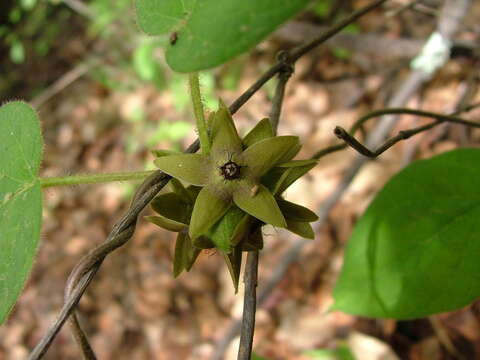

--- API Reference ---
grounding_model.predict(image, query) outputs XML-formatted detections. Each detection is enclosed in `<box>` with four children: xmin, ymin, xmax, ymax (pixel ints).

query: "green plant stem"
<box><xmin>189</xmin><ymin>72</ymin><xmax>211</xmax><ymax>155</ymax></box>
<box><xmin>39</xmin><ymin>170</ymin><xmax>156</xmax><ymax>188</ymax></box>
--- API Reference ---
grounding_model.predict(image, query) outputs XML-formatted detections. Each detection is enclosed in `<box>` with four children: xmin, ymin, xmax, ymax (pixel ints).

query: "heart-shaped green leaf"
<box><xmin>0</xmin><ymin>101</ymin><xmax>43</xmax><ymax>324</ymax></box>
<box><xmin>333</xmin><ymin>148</ymin><xmax>480</xmax><ymax>319</ymax></box>
<box><xmin>135</xmin><ymin>0</ymin><xmax>309</xmax><ymax>72</ymax></box>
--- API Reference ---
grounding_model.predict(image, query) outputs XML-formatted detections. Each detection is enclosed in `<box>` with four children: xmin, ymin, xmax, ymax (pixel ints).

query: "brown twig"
<box><xmin>228</xmin><ymin>0</ymin><xmax>388</xmax><ymax>114</ymax></box>
<box><xmin>334</xmin><ymin>107</ymin><xmax>480</xmax><ymax>158</ymax></box>
<box><xmin>237</xmin><ymin>252</ymin><xmax>259</xmax><ymax>360</ymax></box>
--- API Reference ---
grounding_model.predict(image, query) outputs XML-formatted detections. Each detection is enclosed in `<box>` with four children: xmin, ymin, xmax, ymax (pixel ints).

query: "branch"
<box><xmin>237</xmin><ymin>251</ymin><xmax>259</xmax><ymax>360</ymax></box>
<box><xmin>334</xmin><ymin>108</ymin><xmax>480</xmax><ymax>158</ymax></box>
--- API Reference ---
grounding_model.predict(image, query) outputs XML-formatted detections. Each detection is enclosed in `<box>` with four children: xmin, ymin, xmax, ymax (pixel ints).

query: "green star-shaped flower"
<box><xmin>154</xmin><ymin>101</ymin><xmax>301</xmax><ymax>242</ymax></box>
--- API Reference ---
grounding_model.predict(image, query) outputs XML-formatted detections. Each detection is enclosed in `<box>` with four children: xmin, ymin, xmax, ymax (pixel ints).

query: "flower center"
<box><xmin>220</xmin><ymin>160</ymin><xmax>241</xmax><ymax>180</ymax></box>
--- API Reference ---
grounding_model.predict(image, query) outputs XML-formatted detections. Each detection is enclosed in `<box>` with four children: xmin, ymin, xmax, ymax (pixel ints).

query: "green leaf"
<box><xmin>189</xmin><ymin>185</ymin><xmax>231</xmax><ymax>240</ymax></box>
<box><xmin>133</xmin><ymin>40</ymin><xmax>163</xmax><ymax>86</ymax></box>
<box><xmin>278</xmin><ymin>198</ymin><xmax>318</xmax><ymax>222</ymax></box>
<box><xmin>135</xmin><ymin>0</ymin><xmax>196</xmax><ymax>35</ymax></box>
<box><xmin>333</xmin><ymin>148</ymin><xmax>480</xmax><ymax>319</ymax></box>
<box><xmin>233</xmin><ymin>183</ymin><xmax>286</xmax><ymax>228</ymax></box>
<box><xmin>151</xmin><ymin>192</ymin><xmax>191</xmax><ymax>224</ymax></box>
<box><xmin>243</xmin><ymin>118</ymin><xmax>274</xmax><ymax>147</ymax></box>
<box><xmin>0</xmin><ymin>102</ymin><xmax>43</xmax><ymax>324</ymax></box>
<box><xmin>304</xmin><ymin>344</ymin><xmax>355</xmax><ymax>360</ymax></box>
<box><xmin>154</xmin><ymin>153</ymin><xmax>210</xmax><ymax>185</ymax></box>
<box><xmin>135</xmin><ymin>0</ymin><xmax>309</xmax><ymax>72</ymax></box>
<box><xmin>240</xmin><ymin>136</ymin><xmax>299</xmax><ymax>178</ymax></box>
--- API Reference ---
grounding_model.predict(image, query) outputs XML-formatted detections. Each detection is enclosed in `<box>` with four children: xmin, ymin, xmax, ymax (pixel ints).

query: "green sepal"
<box><xmin>154</xmin><ymin>153</ymin><xmax>210</xmax><ymax>186</ymax></box>
<box><xmin>192</xmin><ymin>236</ymin><xmax>215</xmax><ymax>249</ymax></box>
<box><xmin>173</xmin><ymin>231</ymin><xmax>201</xmax><ymax>277</ymax></box>
<box><xmin>239</xmin><ymin>136</ymin><xmax>299</xmax><ymax>178</ymax></box>
<box><xmin>278</xmin><ymin>142</ymin><xmax>301</xmax><ymax>163</ymax></box>
<box><xmin>151</xmin><ymin>192</ymin><xmax>191</xmax><ymax>224</ymax></box>
<box><xmin>231</xmin><ymin>214</ymin><xmax>255</xmax><ymax>246</ymax></box>
<box><xmin>189</xmin><ymin>185</ymin><xmax>231</xmax><ymax>240</ymax></box>
<box><xmin>286</xmin><ymin>220</ymin><xmax>315</xmax><ymax>239</ymax></box>
<box><xmin>242</xmin><ymin>118</ymin><xmax>274</xmax><ymax>147</ymax></box>
<box><xmin>210</xmin><ymin>100</ymin><xmax>243</xmax><ymax>160</ymax></box>
<box><xmin>223</xmin><ymin>246</ymin><xmax>243</xmax><ymax>293</ymax></box>
<box><xmin>169</xmin><ymin>178</ymin><xmax>194</xmax><ymax>203</ymax></box>
<box><xmin>151</xmin><ymin>149</ymin><xmax>181</xmax><ymax>158</ymax></box>
<box><xmin>278</xmin><ymin>198</ymin><xmax>318</xmax><ymax>222</ymax></box>
<box><xmin>242</xmin><ymin>227</ymin><xmax>264</xmax><ymax>251</ymax></box>
<box><xmin>207</xmin><ymin>206</ymin><xmax>246</xmax><ymax>252</ymax></box>
<box><xmin>277</xmin><ymin>159</ymin><xmax>318</xmax><ymax>168</ymax></box>
<box><xmin>145</xmin><ymin>215</ymin><xmax>187</xmax><ymax>232</ymax></box>
<box><xmin>233</xmin><ymin>182</ymin><xmax>286</xmax><ymax>228</ymax></box>
<box><xmin>273</xmin><ymin>161</ymin><xmax>317</xmax><ymax>195</ymax></box>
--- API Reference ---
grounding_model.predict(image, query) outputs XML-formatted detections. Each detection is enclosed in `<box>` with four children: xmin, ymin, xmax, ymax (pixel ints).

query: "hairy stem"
<box><xmin>189</xmin><ymin>72</ymin><xmax>210</xmax><ymax>155</ymax></box>
<box><xmin>39</xmin><ymin>170</ymin><xmax>156</xmax><ymax>188</ymax></box>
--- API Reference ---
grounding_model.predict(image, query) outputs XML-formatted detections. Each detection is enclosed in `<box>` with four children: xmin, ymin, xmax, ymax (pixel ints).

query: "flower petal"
<box><xmin>145</xmin><ymin>215</ymin><xmax>187</xmax><ymax>232</ymax></box>
<box><xmin>210</xmin><ymin>100</ymin><xmax>243</xmax><ymax>161</ymax></box>
<box><xmin>154</xmin><ymin>153</ymin><xmax>210</xmax><ymax>185</ymax></box>
<box><xmin>233</xmin><ymin>183</ymin><xmax>286</xmax><ymax>228</ymax></box>
<box><xmin>286</xmin><ymin>220</ymin><xmax>315</xmax><ymax>239</ymax></box>
<box><xmin>239</xmin><ymin>136</ymin><xmax>299</xmax><ymax>178</ymax></box>
<box><xmin>242</xmin><ymin>118</ymin><xmax>274</xmax><ymax>147</ymax></box>
<box><xmin>278</xmin><ymin>198</ymin><xmax>318</xmax><ymax>222</ymax></box>
<box><xmin>189</xmin><ymin>185</ymin><xmax>232</xmax><ymax>240</ymax></box>
<box><xmin>151</xmin><ymin>192</ymin><xmax>191</xmax><ymax>224</ymax></box>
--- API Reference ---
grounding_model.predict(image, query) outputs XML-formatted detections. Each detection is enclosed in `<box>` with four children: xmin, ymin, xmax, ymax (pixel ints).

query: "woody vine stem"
<box><xmin>38</xmin><ymin>0</ymin><xmax>480</xmax><ymax>358</ymax></box>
